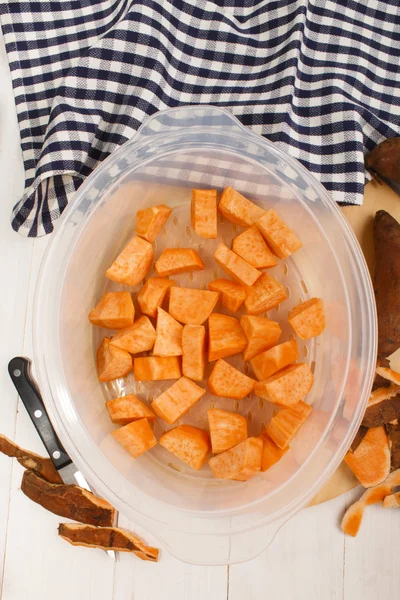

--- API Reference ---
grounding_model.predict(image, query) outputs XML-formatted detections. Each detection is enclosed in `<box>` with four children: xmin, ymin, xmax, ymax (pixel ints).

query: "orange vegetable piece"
<box><xmin>232</xmin><ymin>225</ymin><xmax>277</xmax><ymax>269</ymax></box>
<box><xmin>182</xmin><ymin>324</ymin><xmax>206</xmax><ymax>381</ymax></box>
<box><xmin>256</xmin><ymin>209</ymin><xmax>302</xmax><ymax>259</ymax></box>
<box><xmin>151</xmin><ymin>377</ymin><xmax>206</xmax><ymax>424</ymax></box>
<box><xmin>214</xmin><ymin>243</ymin><xmax>261</xmax><ymax>286</ymax></box>
<box><xmin>218</xmin><ymin>186</ymin><xmax>265</xmax><ymax>227</ymax></box>
<box><xmin>344</xmin><ymin>426</ymin><xmax>390</xmax><ymax>488</ymax></box>
<box><xmin>137</xmin><ymin>277</ymin><xmax>175</xmax><ymax>318</ymax></box>
<box><xmin>106</xmin><ymin>395</ymin><xmax>156</xmax><ymax>425</ymax></box>
<box><xmin>208</xmin><ymin>408</ymin><xmax>247</xmax><ymax>454</ymax></box>
<box><xmin>288</xmin><ymin>298</ymin><xmax>325</xmax><ymax>340</ymax></box>
<box><xmin>169</xmin><ymin>287</ymin><xmax>219</xmax><ymax>325</ymax></box>
<box><xmin>153</xmin><ymin>308</ymin><xmax>183</xmax><ymax>357</ymax></box>
<box><xmin>382</xmin><ymin>492</ymin><xmax>400</xmax><ymax>508</ymax></box>
<box><xmin>259</xmin><ymin>432</ymin><xmax>289</xmax><ymax>471</ymax></box>
<box><xmin>244</xmin><ymin>272</ymin><xmax>287</xmax><ymax>315</ymax></box>
<box><xmin>159</xmin><ymin>425</ymin><xmax>211</xmax><ymax>470</ymax></box>
<box><xmin>240</xmin><ymin>315</ymin><xmax>281</xmax><ymax>361</ymax></box>
<box><xmin>208</xmin><ymin>360</ymin><xmax>255</xmax><ymax>399</ymax></box>
<box><xmin>208</xmin><ymin>313</ymin><xmax>248</xmax><ymax>361</ymax></box>
<box><xmin>191</xmin><ymin>189</ymin><xmax>217</xmax><ymax>239</ymax></box>
<box><xmin>106</xmin><ymin>235</ymin><xmax>153</xmax><ymax>287</ymax></box>
<box><xmin>133</xmin><ymin>356</ymin><xmax>181</xmax><ymax>381</ymax></box>
<box><xmin>89</xmin><ymin>292</ymin><xmax>134</xmax><ymax>329</ymax></box>
<box><xmin>208</xmin><ymin>279</ymin><xmax>246</xmax><ymax>313</ymax></box>
<box><xmin>155</xmin><ymin>248</ymin><xmax>204</xmax><ymax>277</ymax></box>
<box><xmin>110</xmin><ymin>316</ymin><xmax>156</xmax><ymax>354</ymax></box>
<box><xmin>136</xmin><ymin>204</ymin><xmax>172</xmax><ymax>242</ymax></box>
<box><xmin>97</xmin><ymin>338</ymin><xmax>132</xmax><ymax>382</ymax></box>
<box><xmin>266</xmin><ymin>400</ymin><xmax>312</xmax><ymax>449</ymax></box>
<box><xmin>112</xmin><ymin>419</ymin><xmax>157</xmax><ymax>458</ymax></box>
<box><xmin>209</xmin><ymin>437</ymin><xmax>263</xmax><ymax>481</ymax></box>
<box><xmin>250</xmin><ymin>339</ymin><xmax>299</xmax><ymax>380</ymax></box>
<box><xmin>255</xmin><ymin>363</ymin><xmax>314</xmax><ymax>406</ymax></box>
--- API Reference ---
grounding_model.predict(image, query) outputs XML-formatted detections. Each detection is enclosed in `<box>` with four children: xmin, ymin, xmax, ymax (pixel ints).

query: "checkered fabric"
<box><xmin>1</xmin><ymin>0</ymin><xmax>400</xmax><ymax>236</ymax></box>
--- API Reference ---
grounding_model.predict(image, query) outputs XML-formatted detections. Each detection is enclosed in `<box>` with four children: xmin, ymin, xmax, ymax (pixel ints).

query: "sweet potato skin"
<box><xmin>0</xmin><ymin>434</ymin><xmax>62</xmax><ymax>484</ymax></box>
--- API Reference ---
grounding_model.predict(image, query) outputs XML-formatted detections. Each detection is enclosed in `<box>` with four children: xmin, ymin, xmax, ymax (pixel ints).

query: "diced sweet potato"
<box><xmin>256</xmin><ymin>209</ymin><xmax>302</xmax><ymax>259</ymax></box>
<box><xmin>159</xmin><ymin>425</ymin><xmax>211</xmax><ymax>470</ymax></box>
<box><xmin>112</xmin><ymin>419</ymin><xmax>157</xmax><ymax>458</ymax></box>
<box><xmin>208</xmin><ymin>279</ymin><xmax>246</xmax><ymax>313</ymax></box>
<box><xmin>344</xmin><ymin>426</ymin><xmax>390</xmax><ymax>487</ymax></box>
<box><xmin>191</xmin><ymin>189</ymin><xmax>217</xmax><ymax>239</ymax></box>
<box><xmin>266</xmin><ymin>400</ymin><xmax>312</xmax><ymax>449</ymax></box>
<box><xmin>151</xmin><ymin>377</ymin><xmax>206</xmax><ymax>424</ymax></box>
<box><xmin>254</xmin><ymin>363</ymin><xmax>314</xmax><ymax>406</ymax></box>
<box><xmin>169</xmin><ymin>287</ymin><xmax>219</xmax><ymax>325</ymax></box>
<box><xmin>182</xmin><ymin>324</ymin><xmax>206</xmax><ymax>381</ymax></box>
<box><xmin>214</xmin><ymin>243</ymin><xmax>261</xmax><ymax>286</ymax></box>
<box><xmin>106</xmin><ymin>235</ymin><xmax>153</xmax><ymax>287</ymax></box>
<box><xmin>208</xmin><ymin>408</ymin><xmax>248</xmax><ymax>454</ymax></box>
<box><xmin>244</xmin><ymin>272</ymin><xmax>287</xmax><ymax>315</ymax></box>
<box><xmin>110</xmin><ymin>316</ymin><xmax>156</xmax><ymax>354</ymax></box>
<box><xmin>155</xmin><ymin>248</ymin><xmax>204</xmax><ymax>277</ymax></box>
<box><xmin>133</xmin><ymin>356</ymin><xmax>181</xmax><ymax>381</ymax></box>
<box><xmin>136</xmin><ymin>204</ymin><xmax>172</xmax><ymax>242</ymax></box>
<box><xmin>208</xmin><ymin>359</ymin><xmax>255</xmax><ymax>399</ymax></box>
<box><xmin>137</xmin><ymin>277</ymin><xmax>175</xmax><ymax>318</ymax></box>
<box><xmin>153</xmin><ymin>308</ymin><xmax>183</xmax><ymax>357</ymax></box>
<box><xmin>208</xmin><ymin>313</ymin><xmax>248</xmax><ymax>361</ymax></box>
<box><xmin>232</xmin><ymin>226</ymin><xmax>277</xmax><ymax>269</ymax></box>
<box><xmin>106</xmin><ymin>395</ymin><xmax>156</xmax><ymax>425</ymax></box>
<box><xmin>218</xmin><ymin>187</ymin><xmax>265</xmax><ymax>227</ymax></box>
<box><xmin>240</xmin><ymin>315</ymin><xmax>281</xmax><ymax>361</ymax></box>
<box><xmin>97</xmin><ymin>338</ymin><xmax>133</xmax><ymax>382</ymax></box>
<box><xmin>288</xmin><ymin>298</ymin><xmax>325</xmax><ymax>339</ymax></box>
<box><xmin>209</xmin><ymin>437</ymin><xmax>263</xmax><ymax>480</ymax></box>
<box><xmin>89</xmin><ymin>292</ymin><xmax>134</xmax><ymax>329</ymax></box>
<box><xmin>259</xmin><ymin>432</ymin><xmax>289</xmax><ymax>471</ymax></box>
<box><xmin>250</xmin><ymin>340</ymin><xmax>299</xmax><ymax>380</ymax></box>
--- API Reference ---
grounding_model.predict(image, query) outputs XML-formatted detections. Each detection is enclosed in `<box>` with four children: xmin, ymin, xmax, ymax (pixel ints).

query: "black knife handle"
<box><xmin>8</xmin><ymin>357</ymin><xmax>72</xmax><ymax>470</ymax></box>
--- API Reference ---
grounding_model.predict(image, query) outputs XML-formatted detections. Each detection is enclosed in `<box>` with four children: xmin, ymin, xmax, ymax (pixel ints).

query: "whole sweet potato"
<box><xmin>366</xmin><ymin>138</ymin><xmax>400</xmax><ymax>183</ymax></box>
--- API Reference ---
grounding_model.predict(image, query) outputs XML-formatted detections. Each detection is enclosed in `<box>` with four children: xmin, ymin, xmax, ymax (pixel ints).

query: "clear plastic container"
<box><xmin>34</xmin><ymin>106</ymin><xmax>376</xmax><ymax>565</ymax></box>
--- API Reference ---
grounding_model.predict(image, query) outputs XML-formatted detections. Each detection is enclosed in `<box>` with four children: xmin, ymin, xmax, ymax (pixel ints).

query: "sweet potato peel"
<box><xmin>386</xmin><ymin>421</ymin><xmax>400</xmax><ymax>470</ymax></box>
<box><xmin>0</xmin><ymin>434</ymin><xmax>62</xmax><ymax>484</ymax></box>
<box><xmin>344</xmin><ymin>426</ymin><xmax>390</xmax><ymax>487</ymax></box>
<box><xmin>362</xmin><ymin>386</ymin><xmax>400</xmax><ymax>427</ymax></box>
<box><xmin>376</xmin><ymin>366</ymin><xmax>400</xmax><ymax>385</ymax></box>
<box><xmin>382</xmin><ymin>492</ymin><xmax>400</xmax><ymax>508</ymax></box>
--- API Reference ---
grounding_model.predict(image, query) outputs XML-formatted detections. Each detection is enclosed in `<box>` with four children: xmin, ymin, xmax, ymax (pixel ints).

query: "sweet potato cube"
<box><xmin>136</xmin><ymin>204</ymin><xmax>172</xmax><ymax>242</ymax></box>
<box><xmin>151</xmin><ymin>377</ymin><xmax>206</xmax><ymax>424</ymax></box>
<box><xmin>137</xmin><ymin>277</ymin><xmax>175</xmax><ymax>318</ymax></box>
<box><xmin>97</xmin><ymin>338</ymin><xmax>133</xmax><ymax>382</ymax></box>
<box><xmin>159</xmin><ymin>425</ymin><xmax>211</xmax><ymax>470</ymax></box>
<box><xmin>266</xmin><ymin>400</ymin><xmax>312</xmax><ymax>449</ymax></box>
<box><xmin>191</xmin><ymin>189</ymin><xmax>217</xmax><ymax>239</ymax></box>
<box><xmin>153</xmin><ymin>308</ymin><xmax>183</xmax><ymax>357</ymax></box>
<box><xmin>208</xmin><ymin>408</ymin><xmax>248</xmax><ymax>454</ymax></box>
<box><xmin>182</xmin><ymin>324</ymin><xmax>206</xmax><ymax>381</ymax></box>
<box><xmin>89</xmin><ymin>292</ymin><xmax>134</xmax><ymax>329</ymax></box>
<box><xmin>344</xmin><ymin>426</ymin><xmax>390</xmax><ymax>488</ymax></box>
<box><xmin>232</xmin><ymin>225</ymin><xmax>277</xmax><ymax>269</ymax></box>
<box><xmin>110</xmin><ymin>316</ymin><xmax>156</xmax><ymax>354</ymax></box>
<box><xmin>112</xmin><ymin>419</ymin><xmax>157</xmax><ymax>458</ymax></box>
<box><xmin>106</xmin><ymin>395</ymin><xmax>156</xmax><ymax>425</ymax></box>
<box><xmin>208</xmin><ymin>313</ymin><xmax>248</xmax><ymax>361</ymax></box>
<box><xmin>255</xmin><ymin>363</ymin><xmax>314</xmax><ymax>406</ymax></box>
<box><xmin>133</xmin><ymin>356</ymin><xmax>181</xmax><ymax>381</ymax></box>
<box><xmin>218</xmin><ymin>187</ymin><xmax>265</xmax><ymax>227</ymax></box>
<box><xmin>106</xmin><ymin>235</ymin><xmax>153</xmax><ymax>287</ymax></box>
<box><xmin>251</xmin><ymin>340</ymin><xmax>299</xmax><ymax>380</ymax></box>
<box><xmin>208</xmin><ymin>360</ymin><xmax>255</xmax><ymax>399</ymax></box>
<box><xmin>214</xmin><ymin>243</ymin><xmax>260</xmax><ymax>286</ymax></box>
<box><xmin>155</xmin><ymin>248</ymin><xmax>204</xmax><ymax>277</ymax></box>
<box><xmin>259</xmin><ymin>431</ymin><xmax>289</xmax><ymax>471</ymax></box>
<box><xmin>169</xmin><ymin>287</ymin><xmax>219</xmax><ymax>325</ymax></box>
<box><xmin>208</xmin><ymin>279</ymin><xmax>246</xmax><ymax>313</ymax></box>
<box><xmin>209</xmin><ymin>437</ymin><xmax>263</xmax><ymax>480</ymax></box>
<box><xmin>240</xmin><ymin>315</ymin><xmax>281</xmax><ymax>361</ymax></box>
<box><xmin>244</xmin><ymin>272</ymin><xmax>287</xmax><ymax>315</ymax></box>
<box><xmin>256</xmin><ymin>209</ymin><xmax>302</xmax><ymax>259</ymax></box>
<box><xmin>288</xmin><ymin>298</ymin><xmax>325</xmax><ymax>340</ymax></box>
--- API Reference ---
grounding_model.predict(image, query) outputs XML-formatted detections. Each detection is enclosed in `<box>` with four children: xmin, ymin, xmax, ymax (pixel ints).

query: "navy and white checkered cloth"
<box><xmin>1</xmin><ymin>1</ymin><xmax>400</xmax><ymax>237</ymax></box>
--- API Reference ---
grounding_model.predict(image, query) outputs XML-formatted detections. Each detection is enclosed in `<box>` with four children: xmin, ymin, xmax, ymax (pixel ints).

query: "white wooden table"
<box><xmin>1</xmin><ymin>33</ymin><xmax>399</xmax><ymax>600</ymax></box>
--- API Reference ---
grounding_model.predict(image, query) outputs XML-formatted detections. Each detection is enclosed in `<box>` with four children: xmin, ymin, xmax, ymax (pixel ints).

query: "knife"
<box><xmin>8</xmin><ymin>356</ymin><xmax>117</xmax><ymax>562</ymax></box>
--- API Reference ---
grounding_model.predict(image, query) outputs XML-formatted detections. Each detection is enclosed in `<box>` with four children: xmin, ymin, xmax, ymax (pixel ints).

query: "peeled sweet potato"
<box><xmin>133</xmin><ymin>356</ymin><xmax>181</xmax><ymax>381</ymax></box>
<box><xmin>155</xmin><ymin>248</ymin><xmax>205</xmax><ymax>277</ymax></box>
<box><xmin>112</xmin><ymin>418</ymin><xmax>157</xmax><ymax>458</ymax></box>
<box><xmin>254</xmin><ymin>363</ymin><xmax>314</xmax><ymax>406</ymax></box>
<box><xmin>344</xmin><ymin>426</ymin><xmax>391</xmax><ymax>487</ymax></box>
<box><xmin>137</xmin><ymin>277</ymin><xmax>175</xmax><ymax>318</ymax></box>
<box><xmin>110</xmin><ymin>316</ymin><xmax>156</xmax><ymax>354</ymax></box>
<box><xmin>153</xmin><ymin>307</ymin><xmax>183</xmax><ymax>357</ymax></box>
<box><xmin>89</xmin><ymin>292</ymin><xmax>134</xmax><ymax>329</ymax></box>
<box><xmin>151</xmin><ymin>377</ymin><xmax>206</xmax><ymax>424</ymax></box>
<box><xmin>136</xmin><ymin>204</ymin><xmax>172</xmax><ymax>242</ymax></box>
<box><xmin>240</xmin><ymin>315</ymin><xmax>281</xmax><ymax>361</ymax></box>
<box><xmin>218</xmin><ymin>187</ymin><xmax>265</xmax><ymax>227</ymax></box>
<box><xmin>208</xmin><ymin>313</ymin><xmax>248</xmax><ymax>361</ymax></box>
<box><xmin>232</xmin><ymin>225</ymin><xmax>277</xmax><ymax>269</ymax></box>
<box><xmin>250</xmin><ymin>339</ymin><xmax>299</xmax><ymax>381</ymax></box>
<box><xmin>169</xmin><ymin>287</ymin><xmax>219</xmax><ymax>325</ymax></box>
<box><xmin>106</xmin><ymin>395</ymin><xmax>156</xmax><ymax>425</ymax></box>
<box><xmin>209</xmin><ymin>437</ymin><xmax>263</xmax><ymax>481</ymax></box>
<box><xmin>256</xmin><ymin>209</ymin><xmax>302</xmax><ymax>259</ymax></box>
<box><xmin>259</xmin><ymin>431</ymin><xmax>289</xmax><ymax>472</ymax></box>
<box><xmin>266</xmin><ymin>400</ymin><xmax>312</xmax><ymax>449</ymax></box>
<box><xmin>244</xmin><ymin>272</ymin><xmax>287</xmax><ymax>315</ymax></box>
<box><xmin>365</xmin><ymin>138</ymin><xmax>400</xmax><ymax>183</ymax></box>
<box><xmin>208</xmin><ymin>279</ymin><xmax>246</xmax><ymax>313</ymax></box>
<box><xmin>214</xmin><ymin>242</ymin><xmax>261</xmax><ymax>286</ymax></box>
<box><xmin>288</xmin><ymin>298</ymin><xmax>325</xmax><ymax>340</ymax></box>
<box><xmin>181</xmin><ymin>324</ymin><xmax>206</xmax><ymax>381</ymax></box>
<box><xmin>207</xmin><ymin>408</ymin><xmax>247</xmax><ymax>454</ymax></box>
<box><xmin>208</xmin><ymin>359</ymin><xmax>255</xmax><ymax>399</ymax></box>
<box><xmin>0</xmin><ymin>434</ymin><xmax>62</xmax><ymax>484</ymax></box>
<box><xmin>97</xmin><ymin>338</ymin><xmax>133</xmax><ymax>382</ymax></box>
<box><xmin>159</xmin><ymin>425</ymin><xmax>211</xmax><ymax>470</ymax></box>
<box><xmin>191</xmin><ymin>189</ymin><xmax>217</xmax><ymax>238</ymax></box>
<box><xmin>106</xmin><ymin>235</ymin><xmax>153</xmax><ymax>287</ymax></box>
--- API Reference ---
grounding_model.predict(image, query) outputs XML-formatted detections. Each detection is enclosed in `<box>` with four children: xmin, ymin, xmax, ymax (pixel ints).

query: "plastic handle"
<box><xmin>8</xmin><ymin>357</ymin><xmax>72</xmax><ymax>470</ymax></box>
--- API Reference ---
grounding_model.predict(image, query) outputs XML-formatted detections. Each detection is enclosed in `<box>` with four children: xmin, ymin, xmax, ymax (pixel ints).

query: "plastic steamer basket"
<box><xmin>34</xmin><ymin>106</ymin><xmax>376</xmax><ymax>565</ymax></box>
